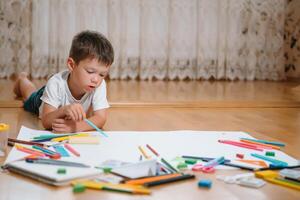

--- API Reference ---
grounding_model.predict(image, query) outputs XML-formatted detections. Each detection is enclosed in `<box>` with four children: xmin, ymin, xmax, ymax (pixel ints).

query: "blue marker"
<box><xmin>84</xmin><ymin>119</ymin><xmax>108</xmax><ymax>137</ymax></box>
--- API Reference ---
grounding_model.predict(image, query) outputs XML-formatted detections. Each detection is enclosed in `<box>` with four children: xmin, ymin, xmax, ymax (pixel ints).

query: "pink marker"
<box><xmin>64</xmin><ymin>144</ymin><xmax>80</xmax><ymax>157</ymax></box>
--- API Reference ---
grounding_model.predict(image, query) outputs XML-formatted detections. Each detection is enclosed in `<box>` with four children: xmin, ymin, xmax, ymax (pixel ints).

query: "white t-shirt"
<box><xmin>39</xmin><ymin>70</ymin><xmax>109</xmax><ymax>117</ymax></box>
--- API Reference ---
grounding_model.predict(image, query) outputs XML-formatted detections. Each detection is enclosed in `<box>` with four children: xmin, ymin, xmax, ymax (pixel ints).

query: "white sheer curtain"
<box><xmin>0</xmin><ymin>0</ymin><xmax>289</xmax><ymax>80</ymax></box>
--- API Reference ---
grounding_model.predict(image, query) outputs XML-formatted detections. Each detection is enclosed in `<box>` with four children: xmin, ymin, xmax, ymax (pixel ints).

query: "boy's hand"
<box><xmin>63</xmin><ymin>103</ymin><xmax>86</xmax><ymax>121</ymax></box>
<box><xmin>52</xmin><ymin>119</ymin><xmax>77</xmax><ymax>133</ymax></box>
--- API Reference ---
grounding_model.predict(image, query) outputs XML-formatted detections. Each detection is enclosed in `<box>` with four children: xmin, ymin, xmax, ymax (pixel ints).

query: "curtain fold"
<box><xmin>0</xmin><ymin>0</ymin><xmax>298</xmax><ymax>80</ymax></box>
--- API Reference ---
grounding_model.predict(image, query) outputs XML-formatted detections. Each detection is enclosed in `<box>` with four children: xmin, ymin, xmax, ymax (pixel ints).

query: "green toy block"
<box><xmin>185</xmin><ymin>159</ymin><xmax>197</xmax><ymax>165</ymax></box>
<box><xmin>177</xmin><ymin>162</ymin><xmax>188</xmax><ymax>169</ymax></box>
<box><xmin>57</xmin><ymin>168</ymin><xmax>66</xmax><ymax>174</ymax></box>
<box><xmin>103</xmin><ymin>167</ymin><xmax>112</xmax><ymax>173</ymax></box>
<box><xmin>265</xmin><ymin>151</ymin><xmax>275</xmax><ymax>156</ymax></box>
<box><xmin>73</xmin><ymin>183</ymin><xmax>86</xmax><ymax>193</ymax></box>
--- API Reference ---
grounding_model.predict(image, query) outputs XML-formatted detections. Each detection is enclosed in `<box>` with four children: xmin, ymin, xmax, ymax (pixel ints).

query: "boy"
<box><xmin>13</xmin><ymin>30</ymin><xmax>114</xmax><ymax>133</ymax></box>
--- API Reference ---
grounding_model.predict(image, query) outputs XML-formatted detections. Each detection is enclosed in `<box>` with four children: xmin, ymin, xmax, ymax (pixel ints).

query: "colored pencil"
<box><xmin>32</xmin><ymin>145</ymin><xmax>61</xmax><ymax>159</ymax></box>
<box><xmin>182</xmin><ymin>155</ymin><xmax>231</xmax><ymax>162</ymax></box>
<box><xmin>31</xmin><ymin>134</ymin><xmax>74</xmax><ymax>142</ymax></box>
<box><xmin>203</xmin><ymin>156</ymin><xmax>225</xmax><ymax>167</ymax></box>
<box><xmin>15</xmin><ymin>144</ymin><xmax>46</xmax><ymax>157</ymax></box>
<box><xmin>240</xmin><ymin>139</ymin><xmax>281</xmax><ymax>150</ymax></box>
<box><xmin>25</xmin><ymin>158</ymin><xmax>90</xmax><ymax>168</ymax></box>
<box><xmin>182</xmin><ymin>155</ymin><xmax>256</xmax><ymax>171</ymax></box>
<box><xmin>240</xmin><ymin>137</ymin><xmax>285</xmax><ymax>147</ymax></box>
<box><xmin>146</xmin><ymin>144</ymin><xmax>178</xmax><ymax>173</ymax></box>
<box><xmin>51</xmin><ymin>133</ymin><xmax>89</xmax><ymax>142</ymax></box>
<box><xmin>146</xmin><ymin>144</ymin><xmax>159</xmax><ymax>156</ymax></box>
<box><xmin>84</xmin><ymin>119</ymin><xmax>108</xmax><ymax>137</ymax></box>
<box><xmin>218</xmin><ymin>140</ymin><xmax>263</xmax><ymax>151</ymax></box>
<box><xmin>125</xmin><ymin>173</ymin><xmax>182</xmax><ymax>185</ymax></box>
<box><xmin>77</xmin><ymin>181</ymin><xmax>151</xmax><ymax>194</ymax></box>
<box><xmin>251</xmin><ymin>153</ymin><xmax>288</xmax><ymax>166</ymax></box>
<box><xmin>256</xmin><ymin>165</ymin><xmax>300</xmax><ymax>171</ymax></box>
<box><xmin>64</xmin><ymin>143</ymin><xmax>80</xmax><ymax>157</ymax></box>
<box><xmin>138</xmin><ymin>146</ymin><xmax>151</xmax><ymax>159</ymax></box>
<box><xmin>143</xmin><ymin>174</ymin><xmax>195</xmax><ymax>187</ymax></box>
<box><xmin>8</xmin><ymin>138</ymin><xmax>45</xmax><ymax>147</ymax></box>
<box><xmin>32</xmin><ymin>145</ymin><xmax>57</xmax><ymax>155</ymax></box>
<box><xmin>33</xmin><ymin>134</ymin><xmax>71</xmax><ymax>140</ymax></box>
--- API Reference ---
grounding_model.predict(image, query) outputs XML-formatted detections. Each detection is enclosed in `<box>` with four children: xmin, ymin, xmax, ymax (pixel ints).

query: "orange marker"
<box><xmin>15</xmin><ymin>144</ymin><xmax>45</xmax><ymax>157</ymax></box>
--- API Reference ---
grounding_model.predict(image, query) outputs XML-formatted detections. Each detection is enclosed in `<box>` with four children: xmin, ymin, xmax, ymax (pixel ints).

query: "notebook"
<box><xmin>4</xmin><ymin>159</ymin><xmax>102</xmax><ymax>186</ymax></box>
<box><xmin>111</xmin><ymin>159</ymin><xmax>157</xmax><ymax>179</ymax></box>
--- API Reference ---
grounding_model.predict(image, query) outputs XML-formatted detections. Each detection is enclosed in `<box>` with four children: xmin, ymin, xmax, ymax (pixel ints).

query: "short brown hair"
<box><xmin>69</xmin><ymin>30</ymin><xmax>114</xmax><ymax>66</ymax></box>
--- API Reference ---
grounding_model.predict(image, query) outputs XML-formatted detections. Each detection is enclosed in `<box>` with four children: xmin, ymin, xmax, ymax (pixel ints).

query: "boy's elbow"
<box><xmin>41</xmin><ymin>117</ymin><xmax>52</xmax><ymax>130</ymax></box>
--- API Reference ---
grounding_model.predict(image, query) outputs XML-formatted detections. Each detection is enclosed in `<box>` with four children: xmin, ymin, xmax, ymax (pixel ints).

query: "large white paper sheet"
<box><xmin>5</xmin><ymin>126</ymin><xmax>299</xmax><ymax>168</ymax></box>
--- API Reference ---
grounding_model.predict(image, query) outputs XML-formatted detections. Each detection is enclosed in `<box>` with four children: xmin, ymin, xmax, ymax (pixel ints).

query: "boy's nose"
<box><xmin>91</xmin><ymin>76</ymin><xmax>99</xmax><ymax>83</ymax></box>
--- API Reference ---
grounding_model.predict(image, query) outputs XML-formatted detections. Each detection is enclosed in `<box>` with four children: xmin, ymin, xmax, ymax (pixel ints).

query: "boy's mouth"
<box><xmin>87</xmin><ymin>85</ymin><xmax>96</xmax><ymax>90</ymax></box>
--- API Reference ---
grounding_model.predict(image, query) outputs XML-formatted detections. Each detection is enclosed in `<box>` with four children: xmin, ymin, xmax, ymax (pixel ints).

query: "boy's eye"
<box><xmin>99</xmin><ymin>74</ymin><xmax>105</xmax><ymax>77</ymax></box>
<box><xmin>86</xmin><ymin>70</ymin><xmax>94</xmax><ymax>74</ymax></box>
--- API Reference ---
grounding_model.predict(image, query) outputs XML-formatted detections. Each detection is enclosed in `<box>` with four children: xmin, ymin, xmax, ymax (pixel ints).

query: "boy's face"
<box><xmin>67</xmin><ymin>57</ymin><xmax>109</xmax><ymax>95</ymax></box>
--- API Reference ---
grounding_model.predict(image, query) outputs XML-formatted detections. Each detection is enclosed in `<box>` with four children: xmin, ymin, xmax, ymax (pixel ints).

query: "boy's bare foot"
<box><xmin>13</xmin><ymin>72</ymin><xmax>28</xmax><ymax>97</ymax></box>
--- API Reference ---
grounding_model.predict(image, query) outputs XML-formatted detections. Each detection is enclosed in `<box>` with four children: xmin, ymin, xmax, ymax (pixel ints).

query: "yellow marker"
<box><xmin>51</xmin><ymin>133</ymin><xmax>89</xmax><ymax>142</ymax></box>
<box><xmin>138</xmin><ymin>146</ymin><xmax>151</xmax><ymax>159</ymax></box>
<box><xmin>255</xmin><ymin>170</ymin><xmax>300</xmax><ymax>190</ymax></box>
<box><xmin>265</xmin><ymin>177</ymin><xmax>300</xmax><ymax>190</ymax></box>
<box><xmin>72</xmin><ymin>181</ymin><xmax>151</xmax><ymax>195</ymax></box>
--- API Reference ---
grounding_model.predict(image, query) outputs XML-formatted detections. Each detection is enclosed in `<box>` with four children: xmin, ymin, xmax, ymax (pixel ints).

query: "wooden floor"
<box><xmin>1</xmin><ymin>78</ymin><xmax>300</xmax><ymax>107</ymax></box>
<box><xmin>0</xmin><ymin>79</ymin><xmax>300</xmax><ymax>199</ymax></box>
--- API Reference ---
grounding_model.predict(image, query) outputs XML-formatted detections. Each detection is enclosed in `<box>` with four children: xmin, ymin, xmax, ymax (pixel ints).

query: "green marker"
<box><xmin>57</xmin><ymin>168</ymin><xmax>66</xmax><ymax>174</ymax></box>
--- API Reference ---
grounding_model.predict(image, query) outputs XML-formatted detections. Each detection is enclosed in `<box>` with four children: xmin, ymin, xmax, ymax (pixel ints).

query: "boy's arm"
<box><xmin>42</xmin><ymin>102</ymin><xmax>88</xmax><ymax>131</ymax></box>
<box><xmin>74</xmin><ymin>109</ymin><xmax>108</xmax><ymax>132</ymax></box>
<box><xmin>51</xmin><ymin>108</ymin><xmax>108</xmax><ymax>133</ymax></box>
<box><xmin>41</xmin><ymin>103</ymin><xmax>67</xmax><ymax>130</ymax></box>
